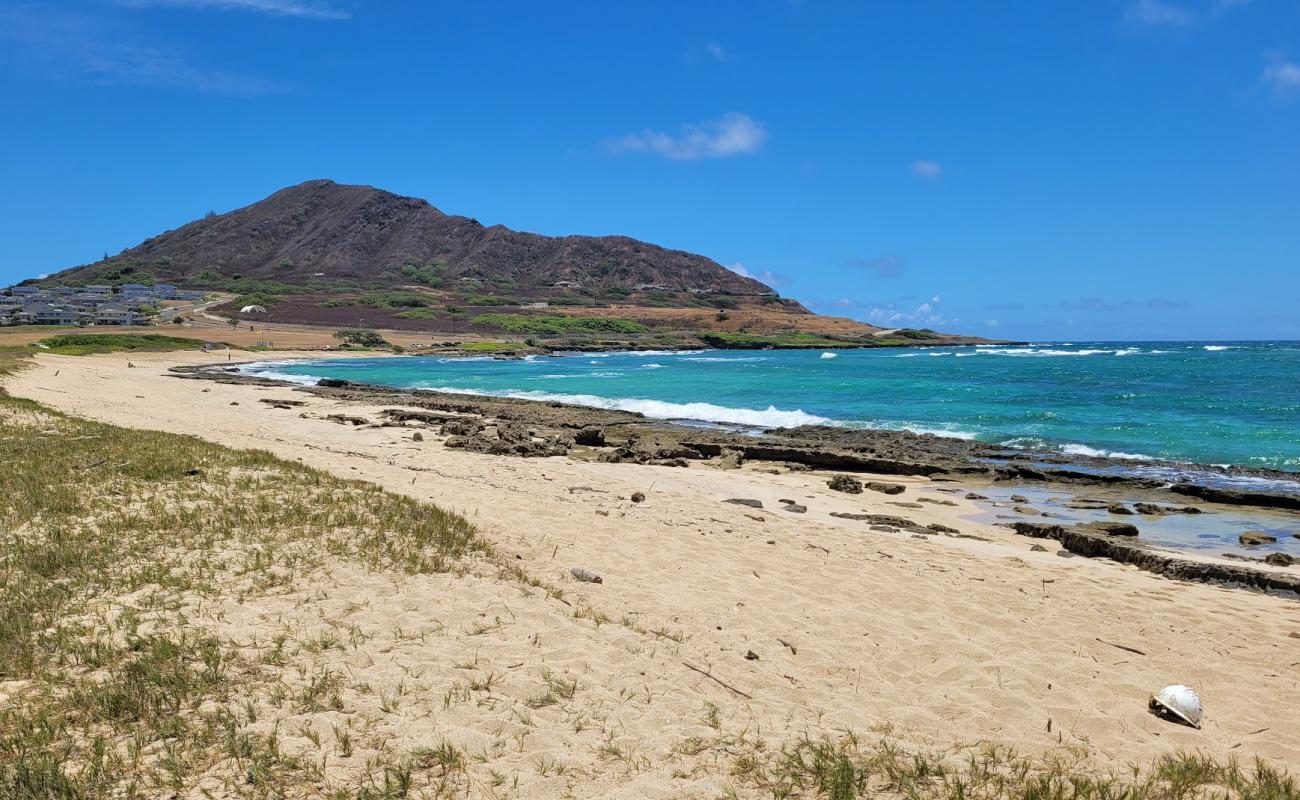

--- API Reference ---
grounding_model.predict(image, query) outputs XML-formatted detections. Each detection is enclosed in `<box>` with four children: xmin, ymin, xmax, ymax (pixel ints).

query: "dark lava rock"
<box><xmin>717</xmin><ymin>448</ymin><xmax>745</xmax><ymax>469</ymax></box>
<box><xmin>1079</xmin><ymin>521</ymin><xmax>1140</xmax><ymax>537</ymax></box>
<box><xmin>1240</xmin><ymin>531</ymin><xmax>1278</xmax><ymax>546</ymax></box>
<box><xmin>441</xmin><ymin>418</ymin><xmax>484</xmax><ymax>437</ymax></box>
<box><xmin>1265</xmin><ymin>553</ymin><xmax>1295</xmax><ymax>567</ymax></box>
<box><xmin>783</xmin><ymin>503</ymin><xmax>808</xmax><ymax>514</ymax></box>
<box><xmin>1171</xmin><ymin>484</ymin><xmax>1300</xmax><ymax>511</ymax></box>
<box><xmin>317</xmin><ymin>378</ymin><xmax>351</xmax><ymax>388</ymax></box>
<box><xmin>1030</xmin><ymin>544</ymin><xmax>1049</xmax><ymax>552</ymax></box>
<box><xmin>928</xmin><ymin>523</ymin><xmax>960</xmax><ymax>534</ymax></box>
<box><xmin>411</xmin><ymin>431</ymin><xmax>424</xmax><ymax>442</ymax></box>
<box><xmin>631</xmin><ymin>491</ymin><xmax>646</xmax><ymax>503</ymax></box>
<box><xmin>1014</xmin><ymin>506</ymin><xmax>1042</xmax><ymax>516</ymax></box>
<box><xmin>1108</xmin><ymin>504</ymin><xmax>1134</xmax><ymax>515</ymax></box>
<box><xmin>828</xmin><ymin>475</ymin><xmax>864</xmax><ymax>494</ymax></box>
<box><xmin>574</xmin><ymin>426</ymin><xmax>605</xmax><ymax>446</ymax></box>
<box><xmin>965</xmin><ymin>492</ymin><xmax>988</xmax><ymax>500</ymax></box>
<box><xmin>1134</xmin><ymin>503</ymin><xmax>1167</xmax><ymax>515</ymax></box>
<box><xmin>864</xmin><ymin>481</ymin><xmax>906</xmax><ymax>495</ymax></box>
<box><xmin>1065</xmin><ymin>499</ymin><xmax>1113</xmax><ymax>510</ymax></box>
<box><xmin>725</xmin><ymin>498</ymin><xmax>764</xmax><ymax>509</ymax></box>
<box><xmin>1010</xmin><ymin>494</ymin><xmax>1029</xmax><ymax>503</ymax></box>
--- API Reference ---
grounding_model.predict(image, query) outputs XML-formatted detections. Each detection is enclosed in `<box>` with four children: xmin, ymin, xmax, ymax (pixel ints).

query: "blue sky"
<box><xmin>1</xmin><ymin>0</ymin><xmax>1297</xmax><ymax>341</ymax></box>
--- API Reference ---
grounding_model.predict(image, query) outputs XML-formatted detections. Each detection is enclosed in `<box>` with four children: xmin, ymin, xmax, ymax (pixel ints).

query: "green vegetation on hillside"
<box><xmin>325</xmin><ymin>290</ymin><xmax>432</xmax><ymax>310</ymax></box>
<box><xmin>36</xmin><ymin>334</ymin><xmax>209</xmax><ymax>356</ymax></box>
<box><xmin>472</xmin><ymin>313</ymin><xmax>649</xmax><ymax>335</ymax></box>
<box><xmin>696</xmin><ymin>332</ymin><xmax>853</xmax><ymax>349</ymax></box>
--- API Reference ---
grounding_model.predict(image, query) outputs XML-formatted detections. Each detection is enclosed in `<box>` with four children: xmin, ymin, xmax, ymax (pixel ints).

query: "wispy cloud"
<box><xmin>115</xmin><ymin>0</ymin><xmax>349</xmax><ymax>19</ymax></box>
<box><xmin>865</xmin><ymin>295</ymin><xmax>948</xmax><ymax>327</ymax></box>
<box><xmin>1262</xmin><ymin>57</ymin><xmax>1300</xmax><ymax>95</ymax></box>
<box><xmin>847</xmin><ymin>254</ymin><xmax>905</xmax><ymax>277</ymax></box>
<box><xmin>704</xmin><ymin>42</ymin><xmax>730</xmax><ymax>62</ymax></box>
<box><xmin>605</xmin><ymin>113</ymin><xmax>767</xmax><ymax>161</ymax></box>
<box><xmin>1125</xmin><ymin>0</ymin><xmax>1194</xmax><ymax>26</ymax></box>
<box><xmin>729</xmin><ymin>261</ymin><xmax>784</xmax><ymax>287</ymax></box>
<box><xmin>0</xmin><ymin>6</ymin><xmax>285</xmax><ymax>94</ymax></box>
<box><xmin>911</xmin><ymin>160</ymin><xmax>941</xmax><ymax>179</ymax></box>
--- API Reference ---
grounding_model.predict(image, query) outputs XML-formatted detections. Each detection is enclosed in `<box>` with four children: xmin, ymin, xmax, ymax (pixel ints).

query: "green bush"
<box><xmin>333</xmin><ymin>329</ymin><xmax>389</xmax><ymax>347</ymax></box>
<box><xmin>697</xmin><ymin>332</ymin><xmax>851</xmax><ymax>349</ymax></box>
<box><xmin>37</xmin><ymin>334</ymin><xmax>208</xmax><ymax>356</ymax></box>
<box><xmin>471</xmin><ymin>314</ymin><xmax>648</xmax><ymax>335</ymax></box>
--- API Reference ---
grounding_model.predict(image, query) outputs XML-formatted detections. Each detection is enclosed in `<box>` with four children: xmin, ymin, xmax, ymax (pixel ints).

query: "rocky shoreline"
<box><xmin>178</xmin><ymin>362</ymin><xmax>1300</xmax><ymax>508</ymax></box>
<box><xmin>173</xmin><ymin>362</ymin><xmax>1300</xmax><ymax>597</ymax></box>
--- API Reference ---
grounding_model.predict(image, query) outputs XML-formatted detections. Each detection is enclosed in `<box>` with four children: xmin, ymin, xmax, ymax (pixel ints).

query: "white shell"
<box><xmin>1151</xmin><ymin>684</ymin><xmax>1202</xmax><ymax>728</ymax></box>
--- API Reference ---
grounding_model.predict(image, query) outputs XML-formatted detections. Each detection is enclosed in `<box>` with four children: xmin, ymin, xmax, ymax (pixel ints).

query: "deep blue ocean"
<box><xmin>250</xmin><ymin>341</ymin><xmax>1300</xmax><ymax>473</ymax></box>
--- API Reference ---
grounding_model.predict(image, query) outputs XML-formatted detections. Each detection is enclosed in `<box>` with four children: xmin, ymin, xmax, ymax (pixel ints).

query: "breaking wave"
<box><xmin>413</xmin><ymin>386</ymin><xmax>833</xmax><ymax>428</ymax></box>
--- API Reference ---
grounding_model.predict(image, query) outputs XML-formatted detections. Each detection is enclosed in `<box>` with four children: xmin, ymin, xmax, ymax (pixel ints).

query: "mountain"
<box><xmin>47</xmin><ymin>180</ymin><xmax>774</xmax><ymax>297</ymax></box>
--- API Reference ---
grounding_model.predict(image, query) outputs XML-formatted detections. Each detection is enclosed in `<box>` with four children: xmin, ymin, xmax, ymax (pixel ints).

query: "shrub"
<box><xmin>471</xmin><ymin>314</ymin><xmax>648</xmax><ymax>335</ymax></box>
<box><xmin>333</xmin><ymin>329</ymin><xmax>389</xmax><ymax>347</ymax></box>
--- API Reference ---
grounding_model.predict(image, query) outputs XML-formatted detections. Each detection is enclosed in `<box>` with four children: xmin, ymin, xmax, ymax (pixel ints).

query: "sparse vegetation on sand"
<box><xmin>35</xmin><ymin>333</ymin><xmax>211</xmax><ymax>355</ymax></box>
<box><xmin>0</xmin><ymin>390</ymin><xmax>484</xmax><ymax>798</ymax></box>
<box><xmin>0</xmin><ymin>357</ymin><xmax>1293</xmax><ymax>798</ymax></box>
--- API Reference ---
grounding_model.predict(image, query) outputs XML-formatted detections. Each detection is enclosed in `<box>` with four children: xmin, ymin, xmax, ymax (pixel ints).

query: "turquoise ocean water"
<box><xmin>250</xmin><ymin>341</ymin><xmax>1300</xmax><ymax>474</ymax></box>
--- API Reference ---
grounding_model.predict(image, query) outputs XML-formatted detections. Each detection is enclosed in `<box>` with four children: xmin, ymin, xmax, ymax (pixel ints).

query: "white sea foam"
<box><xmin>1060</xmin><ymin>443</ymin><xmax>1154</xmax><ymax>461</ymax></box>
<box><xmin>239</xmin><ymin>362</ymin><xmax>325</xmax><ymax>385</ymax></box>
<box><xmin>975</xmin><ymin>347</ymin><xmax>1156</xmax><ymax>357</ymax></box>
<box><xmin>642</xmin><ymin>363</ymin><xmax>665</xmax><ymax>369</ymax></box>
<box><xmin>1203</xmin><ymin>345</ymin><xmax>1234</xmax><ymax>351</ymax></box>
<box><xmin>579</xmin><ymin>349</ymin><xmax>708</xmax><ymax>358</ymax></box>
<box><xmin>412</xmin><ymin>386</ymin><xmax>831</xmax><ymax>428</ymax></box>
<box><xmin>820</xmin><ymin>352</ymin><xmax>838</xmax><ymax>359</ymax></box>
<box><xmin>683</xmin><ymin>356</ymin><xmax>769</xmax><ymax>363</ymax></box>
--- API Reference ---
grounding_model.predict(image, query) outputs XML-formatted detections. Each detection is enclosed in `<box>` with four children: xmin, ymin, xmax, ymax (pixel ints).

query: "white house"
<box><xmin>93</xmin><ymin>304</ymin><xmax>140</xmax><ymax>326</ymax></box>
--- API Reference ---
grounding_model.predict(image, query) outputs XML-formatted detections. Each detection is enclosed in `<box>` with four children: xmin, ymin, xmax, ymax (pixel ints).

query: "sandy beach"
<box><xmin>7</xmin><ymin>350</ymin><xmax>1300</xmax><ymax>796</ymax></box>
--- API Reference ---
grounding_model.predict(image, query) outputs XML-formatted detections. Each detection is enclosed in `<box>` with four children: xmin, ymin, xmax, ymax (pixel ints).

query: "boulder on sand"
<box><xmin>1239</xmin><ymin>531</ymin><xmax>1277</xmax><ymax>546</ymax></box>
<box><xmin>1079</xmin><ymin>521</ymin><xmax>1140</xmax><ymax>537</ymax></box>
<box><xmin>828</xmin><ymin>475</ymin><xmax>863</xmax><ymax>494</ymax></box>
<box><xmin>864</xmin><ymin>481</ymin><xmax>905</xmax><ymax>495</ymax></box>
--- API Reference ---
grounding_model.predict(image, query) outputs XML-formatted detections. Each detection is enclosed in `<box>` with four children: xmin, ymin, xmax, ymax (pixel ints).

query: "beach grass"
<box><xmin>0</xmin><ymin>390</ymin><xmax>485</xmax><ymax>799</ymax></box>
<box><xmin>35</xmin><ymin>333</ymin><xmax>212</xmax><ymax>355</ymax></box>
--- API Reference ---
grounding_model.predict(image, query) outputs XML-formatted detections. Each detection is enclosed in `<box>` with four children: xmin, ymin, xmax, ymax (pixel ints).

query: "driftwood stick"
<box><xmin>1096</xmin><ymin>638</ymin><xmax>1147</xmax><ymax>656</ymax></box>
<box><xmin>682</xmin><ymin>660</ymin><xmax>753</xmax><ymax>699</ymax></box>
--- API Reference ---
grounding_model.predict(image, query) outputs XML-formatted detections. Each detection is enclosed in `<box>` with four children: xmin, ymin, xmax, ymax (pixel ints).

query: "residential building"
<box><xmin>25</xmin><ymin>303</ymin><xmax>83</xmax><ymax>325</ymax></box>
<box><xmin>93</xmin><ymin>305</ymin><xmax>139</xmax><ymax>325</ymax></box>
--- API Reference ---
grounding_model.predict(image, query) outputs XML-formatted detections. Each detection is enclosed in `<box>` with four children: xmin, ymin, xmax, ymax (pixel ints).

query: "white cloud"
<box><xmin>606</xmin><ymin>113</ymin><xmax>767</xmax><ymax>161</ymax></box>
<box><xmin>729</xmin><ymin>261</ymin><xmax>782</xmax><ymax>287</ymax></box>
<box><xmin>985</xmin><ymin>319</ymin><xmax>1001</xmax><ymax>328</ymax></box>
<box><xmin>911</xmin><ymin>160</ymin><xmax>941</xmax><ymax>179</ymax></box>
<box><xmin>865</xmin><ymin>295</ymin><xmax>948</xmax><ymax>327</ymax></box>
<box><xmin>0</xmin><ymin>7</ymin><xmax>284</xmax><ymax>94</ymax></box>
<box><xmin>705</xmin><ymin>42</ymin><xmax>730</xmax><ymax>62</ymax></box>
<box><xmin>1262</xmin><ymin>59</ymin><xmax>1300</xmax><ymax>93</ymax></box>
<box><xmin>1125</xmin><ymin>0</ymin><xmax>1194</xmax><ymax>26</ymax></box>
<box><xmin>116</xmin><ymin>0</ymin><xmax>349</xmax><ymax>19</ymax></box>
